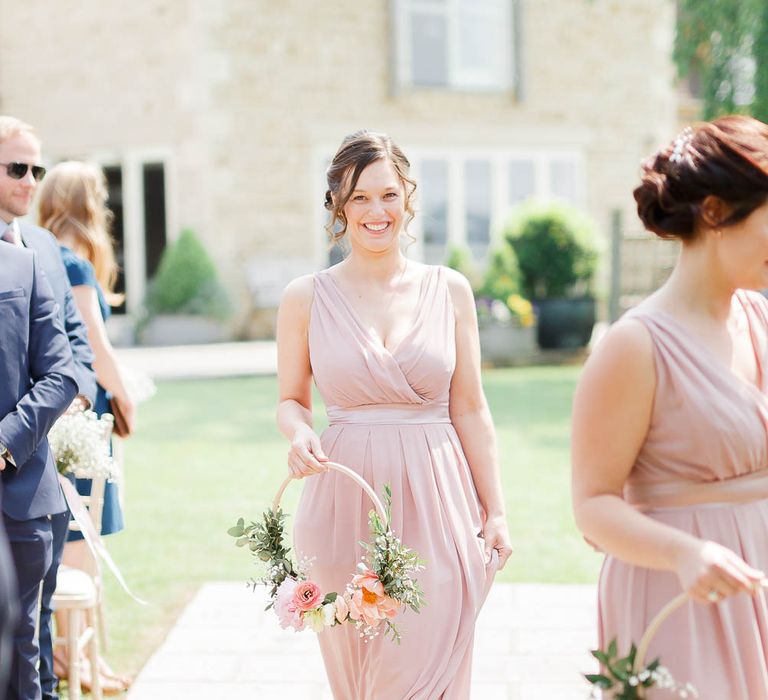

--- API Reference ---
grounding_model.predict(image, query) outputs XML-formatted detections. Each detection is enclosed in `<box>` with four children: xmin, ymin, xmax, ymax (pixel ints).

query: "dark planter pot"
<box><xmin>535</xmin><ymin>298</ymin><xmax>596</xmax><ymax>349</ymax></box>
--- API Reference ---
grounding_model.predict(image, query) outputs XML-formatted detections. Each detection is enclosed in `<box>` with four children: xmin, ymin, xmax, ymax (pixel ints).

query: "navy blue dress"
<box><xmin>60</xmin><ymin>246</ymin><xmax>124</xmax><ymax>539</ymax></box>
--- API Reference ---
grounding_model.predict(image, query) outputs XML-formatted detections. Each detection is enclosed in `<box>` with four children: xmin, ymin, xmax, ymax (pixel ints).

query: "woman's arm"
<box><xmin>445</xmin><ymin>269</ymin><xmax>512</xmax><ymax>567</ymax></box>
<box><xmin>276</xmin><ymin>275</ymin><xmax>328</xmax><ymax>478</ymax></box>
<box><xmin>572</xmin><ymin>319</ymin><xmax>762</xmax><ymax>602</ymax></box>
<box><xmin>71</xmin><ymin>285</ymin><xmax>136</xmax><ymax>433</ymax></box>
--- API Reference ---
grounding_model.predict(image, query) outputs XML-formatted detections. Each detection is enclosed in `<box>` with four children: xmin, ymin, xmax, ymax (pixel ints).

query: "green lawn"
<box><xmin>99</xmin><ymin>366</ymin><xmax>602</xmax><ymax>676</ymax></box>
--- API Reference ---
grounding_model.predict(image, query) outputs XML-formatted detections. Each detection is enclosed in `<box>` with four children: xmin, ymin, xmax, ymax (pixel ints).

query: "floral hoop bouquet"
<box><xmin>48</xmin><ymin>402</ymin><xmax>115</xmax><ymax>480</ymax></box>
<box><xmin>228</xmin><ymin>462</ymin><xmax>425</xmax><ymax>643</ymax></box>
<box><xmin>586</xmin><ymin>639</ymin><xmax>697</xmax><ymax>699</ymax></box>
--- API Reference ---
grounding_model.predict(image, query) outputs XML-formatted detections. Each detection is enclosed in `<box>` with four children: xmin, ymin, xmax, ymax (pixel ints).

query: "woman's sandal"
<box><xmin>53</xmin><ymin>651</ymin><xmax>132</xmax><ymax>695</ymax></box>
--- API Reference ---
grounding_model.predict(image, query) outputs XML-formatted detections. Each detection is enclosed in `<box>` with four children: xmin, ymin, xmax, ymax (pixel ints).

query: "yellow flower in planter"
<box><xmin>506</xmin><ymin>294</ymin><xmax>535</xmax><ymax>327</ymax></box>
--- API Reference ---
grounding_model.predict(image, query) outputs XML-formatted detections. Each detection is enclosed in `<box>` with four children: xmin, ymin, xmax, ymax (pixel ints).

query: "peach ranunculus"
<box><xmin>292</xmin><ymin>580</ymin><xmax>323</xmax><ymax>612</ymax></box>
<box><xmin>348</xmin><ymin>568</ymin><xmax>400</xmax><ymax>629</ymax></box>
<box><xmin>274</xmin><ymin>578</ymin><xmax>305</xmax><ymax>631</ymax></box>
<box><xmin>334</xmin><ymin>592</ymin><xmax>350</xmax><ymax>624</ymax></box>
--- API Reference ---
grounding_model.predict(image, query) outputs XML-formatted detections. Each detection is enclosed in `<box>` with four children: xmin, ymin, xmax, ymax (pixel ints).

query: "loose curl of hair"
<box><xmin>37</xmin><ymin>161</ymin><xmax>123</xmax><ymax>306</ymax></box>
<box><xmin>324</xmin><ymin>130</ymin><xmax>417</xmax><ymax>245</ymax></box>
<box><xmin>634</xmin><ymin>115</ymin><xmax>768</xmax><ymax>240</ymax></box>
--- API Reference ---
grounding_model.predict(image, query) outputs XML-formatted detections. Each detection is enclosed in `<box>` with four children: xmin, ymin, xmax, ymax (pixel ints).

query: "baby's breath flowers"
<box><xmin>229</xmin><ymin>484</ymin><xmax>425</xmax><ymax>642</ymax></box>
<box><xmin>48</xmin><ymin>404</ymin><xmax>115</xmax><ymax>479</ymax></box>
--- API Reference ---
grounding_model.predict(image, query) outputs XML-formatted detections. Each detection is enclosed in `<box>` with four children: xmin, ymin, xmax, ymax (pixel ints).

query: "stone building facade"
<box><xmin>0</xmin><ymin>0</ymin><xmax>677</xmax><ymax>338</ymax></box>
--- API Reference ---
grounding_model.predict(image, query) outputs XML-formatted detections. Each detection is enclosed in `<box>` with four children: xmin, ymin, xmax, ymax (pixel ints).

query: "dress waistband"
<box><xmin>327</xmin><ymin>403</ymin><xmax>451</xmax><ymax>426</ymax></box>
<box><xmin>625</xmin><ymin>469</ymin><xmax>768</xmax><ymax>510</ymax></box>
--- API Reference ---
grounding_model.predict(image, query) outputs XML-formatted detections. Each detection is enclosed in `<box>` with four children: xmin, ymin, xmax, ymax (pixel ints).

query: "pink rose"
<box><xmin>274</xmin><ymin>578</ymin><xmax>304</xmax><ymax>631</ymax></box>
<box><xmin>293</xmin><ymin>580</ymin><xmax>323</xmax><ymax>612</ymax></box>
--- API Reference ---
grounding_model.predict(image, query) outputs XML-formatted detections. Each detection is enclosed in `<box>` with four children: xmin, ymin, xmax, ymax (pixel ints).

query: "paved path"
<box><xmin>116</xmin><ymin>341</ymin><xmax>277</xmax><ymax>380</ymax></box>
<box><xmin>127</xmin><ymin>582</ymin><xmax>597</xmax><ymax>700</ymax></box>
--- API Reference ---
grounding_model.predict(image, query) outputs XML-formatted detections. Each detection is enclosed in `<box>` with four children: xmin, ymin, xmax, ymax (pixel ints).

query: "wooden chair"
<box><xmin>52</xmin><ymin>472</ymin><xmax>106</xmax><ymax>700</ymax></box>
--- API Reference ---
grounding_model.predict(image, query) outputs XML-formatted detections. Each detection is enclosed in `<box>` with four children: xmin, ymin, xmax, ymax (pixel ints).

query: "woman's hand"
<box><xmin>675</xmin><ymin>539</ymin><xmax>764</xmax><ymax>604</ymax></box>
<box><xmin>287</xmin><ymin>424</ymin><xmax>329</xmax><ymax>479</ymax></box>
<box><xmin>113</xmin><ymin>395</ymin><xmax>137</xmax><ymax>436</ymax></box>
<box><xmin>482</xmin><ymin>514</ymin><xmax>513</xmax><ymax>570</ymax></box>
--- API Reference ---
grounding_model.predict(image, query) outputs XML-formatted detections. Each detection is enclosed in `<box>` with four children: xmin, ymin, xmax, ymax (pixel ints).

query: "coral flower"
<box><xmin>348</xmin><ymin>568</ymin><xmax>400</xmax><ymax>628</ymax></box>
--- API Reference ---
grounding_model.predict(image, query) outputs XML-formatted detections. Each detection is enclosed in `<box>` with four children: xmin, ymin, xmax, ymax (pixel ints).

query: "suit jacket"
<box><xmin>0</xmin><ymin>244</ymin><xmax>77</xmax><ymax>520</ymax></box>
<box><xmin>18</xmin><ymin>222</ymin><xmax>97</xmax><ymax>407</ymax></box>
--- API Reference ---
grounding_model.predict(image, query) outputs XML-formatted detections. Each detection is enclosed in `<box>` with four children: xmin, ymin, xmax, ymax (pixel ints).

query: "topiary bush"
<box><xmin>144</xmin><ymin>229</ymin><xmax>232</xmax><ymax>319</ymax></box>
<box><xmin>504</xmin><ymin>202</ymin><xmax>598</xmax><ymax>300</ymax></box>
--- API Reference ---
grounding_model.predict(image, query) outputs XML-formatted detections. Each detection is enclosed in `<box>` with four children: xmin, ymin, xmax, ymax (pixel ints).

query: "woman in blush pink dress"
<box><xmin>276</xmin><ymin>130</ymin><xmax>512</xmax><ymax>699</ymax></box>
<box><xmin>572</xmin><ymin>116</ymin><xmax>768</xmax><ymax>699</ymax></box>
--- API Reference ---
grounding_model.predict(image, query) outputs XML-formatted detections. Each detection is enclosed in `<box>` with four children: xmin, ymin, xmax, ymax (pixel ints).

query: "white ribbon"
<box><xmin>58</xmin><ymin>474</ymin><xmax>148</xmax><ymax>606</ymax></box>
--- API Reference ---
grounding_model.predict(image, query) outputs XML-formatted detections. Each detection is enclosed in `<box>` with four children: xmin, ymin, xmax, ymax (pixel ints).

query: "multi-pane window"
<box><xmin>395</xmin><ymin>0</ymin><xmax>514</xmax><ymax>91</ymax></box>
<box><xmin>408</xmin><ymin>152</ymin><xmax>583</xmax><ymax>267</ymax></box>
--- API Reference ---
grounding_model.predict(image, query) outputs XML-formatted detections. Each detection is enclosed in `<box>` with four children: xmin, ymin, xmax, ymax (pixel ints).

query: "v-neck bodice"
<box><xmin>624</xmin><ymin>289</ymin><xmax>768</xmax><ymax>488</ymax></box>
<box><xmin>322</xmin><ymin>266</ymin><xmax>432</xmax><ymax>356</ymax></box>
<box><xmin>309</xmin><ymin>265</ymin><xmax>455</xmax><ymax>413</ymax></box>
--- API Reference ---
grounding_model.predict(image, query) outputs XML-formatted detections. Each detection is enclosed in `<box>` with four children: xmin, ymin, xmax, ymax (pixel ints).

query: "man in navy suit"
<box><xmin>0</xmin><ymin>116</ymin><xmax>88</xmax><ymax>700</ymax></box>
<box><xmin>0</xmin><ymin>116</ymin><xmax>97</xmax><ymax>700</ymax></box>
<box><xmin>0</xmin><ymin>241</ymin><xmax>77</xmax><ymax>699</ymax></box>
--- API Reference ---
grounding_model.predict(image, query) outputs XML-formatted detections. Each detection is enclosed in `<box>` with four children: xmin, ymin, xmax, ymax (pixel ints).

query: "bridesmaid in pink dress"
<box><xmin>572</xmin><ymin>115</ymin><xmax>768</xmax><ymax>699</ymax></box>
<box><xmin>276</xmin><ymin>130</ymin><xmax>512</xmax><ymax>699</ymax></box>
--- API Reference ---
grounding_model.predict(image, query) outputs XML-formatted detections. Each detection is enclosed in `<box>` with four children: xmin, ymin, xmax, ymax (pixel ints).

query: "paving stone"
<box><xmin>127</xmin><ymin>581</ymin><xmax>598</xmax><ymax>699</ymax></box>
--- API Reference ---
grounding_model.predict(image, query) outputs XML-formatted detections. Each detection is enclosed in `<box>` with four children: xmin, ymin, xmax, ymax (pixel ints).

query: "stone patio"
<box><xmin>127</xmin><ymin>581</ymin><xmax>598</xmax><ymax>700</ymax></box>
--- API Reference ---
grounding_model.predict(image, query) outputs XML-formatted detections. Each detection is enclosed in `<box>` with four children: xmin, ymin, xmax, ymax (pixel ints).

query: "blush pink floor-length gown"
<box><xmin>599</xmin><ymin>290</ymin><xmax>768</xmax><ymax>699</ymax></box>
<box><xmin>293</xmin><ymin>265</ymin><xmax>497</xmax><ymax>700</ymax></box>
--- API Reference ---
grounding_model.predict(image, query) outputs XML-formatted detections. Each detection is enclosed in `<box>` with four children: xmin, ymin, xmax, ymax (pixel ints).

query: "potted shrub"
<box><xmin>138</xmin><ymin>229</ymin><xmax>233</xmax><ymax>345</ymax></box>
<box><xmin>504</xmin><ymin>202</ymin><xmax>599</xmax><ymax>350</ymax></box>
<box><xmin>460</xmin><ymin>244</ymin><xmax>537</xmax><ymax>365</ymax></box>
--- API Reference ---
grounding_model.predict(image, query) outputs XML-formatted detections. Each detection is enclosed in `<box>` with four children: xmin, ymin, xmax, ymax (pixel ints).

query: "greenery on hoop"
<box><xmin>586</xmin><ymin>639</ymin><xmax>697</xmax><ymax>699</ymax></box>
<box><xmin>228</xmin><ymin>484</ymin><xmax>425</xmax><ymax>642</ymax></box>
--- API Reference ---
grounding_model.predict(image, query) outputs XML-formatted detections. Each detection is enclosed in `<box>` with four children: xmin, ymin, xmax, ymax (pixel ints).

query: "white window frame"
<box><xmin>392</xmin><ymin>0</ymin><xmax>515</xmax><ymax>92</ymax></box>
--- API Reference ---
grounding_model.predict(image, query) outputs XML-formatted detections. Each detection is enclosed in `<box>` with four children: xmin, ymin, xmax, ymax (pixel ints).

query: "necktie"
<box><xmin>1</xmin><ymin>223</ymin><xmax>20</xmax><ymax>247</ymax></box>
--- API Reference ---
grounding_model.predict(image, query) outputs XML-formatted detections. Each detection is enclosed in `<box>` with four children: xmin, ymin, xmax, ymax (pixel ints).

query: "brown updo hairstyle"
<box><xmin>324</xmin><ymin>130</ymin><xmax>417</xmax><ymax>244</ymax></box>
<box><xmin>634</xmin><ymin>115</ymin><xmax>768</xmax><ymax>240</ymax></box>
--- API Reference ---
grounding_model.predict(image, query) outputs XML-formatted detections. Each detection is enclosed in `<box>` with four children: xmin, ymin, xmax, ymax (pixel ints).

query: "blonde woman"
<box><xmin>38</xmin><ymin>161</ymin><xmax>135</xmax><ymax>694</ymax></box>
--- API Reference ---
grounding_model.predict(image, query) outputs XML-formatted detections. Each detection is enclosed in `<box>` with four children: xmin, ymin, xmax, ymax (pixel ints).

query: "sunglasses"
<box><xmin>0</xmin><ymin>162</ymin><xmax>46</xmax><ymax>182</ymax></box>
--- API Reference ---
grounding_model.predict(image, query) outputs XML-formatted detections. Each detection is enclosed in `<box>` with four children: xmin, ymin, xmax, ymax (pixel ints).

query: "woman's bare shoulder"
<box><xmin>585</xmin><ymin>314</ymin><xmax>655</xmax><ymax>382</ymax></box>
<box><xmin>279</xmin><ymin>274</ymin><xmax>316</xmax><ymax>319</ymax></box>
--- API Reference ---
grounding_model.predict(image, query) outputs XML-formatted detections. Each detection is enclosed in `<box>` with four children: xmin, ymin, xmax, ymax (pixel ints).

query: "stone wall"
<box><xmin>0</xmin><ymin>0</ymin><xmax>677</xmax><ymax>337</ymax></box>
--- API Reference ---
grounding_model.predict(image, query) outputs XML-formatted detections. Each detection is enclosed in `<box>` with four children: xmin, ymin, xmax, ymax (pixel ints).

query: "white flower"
<box><xmin>628</xmin><ymin>675</ymin><xmax>638</xmax><ymax>686</ymax></box>
<box><xmin>49</xmin><ymin>408</ymin><xmax>115</xmax><ymax>479</ymax></box>
<box><xmin>322</xmin><ymin>603</ymin><xmax>336</xmax><ymax>627</ymax></box>
<box><xmin>490</xmin><ymin>299</ymin><xmax>512</xmax><ymax>322</ymax></box>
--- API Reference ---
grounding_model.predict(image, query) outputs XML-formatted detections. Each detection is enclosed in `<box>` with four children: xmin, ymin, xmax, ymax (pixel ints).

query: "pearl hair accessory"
<box><xmin>669</xmin><ymin>126</ymin><xmax>694</xmax><ymax>164</ymax></box>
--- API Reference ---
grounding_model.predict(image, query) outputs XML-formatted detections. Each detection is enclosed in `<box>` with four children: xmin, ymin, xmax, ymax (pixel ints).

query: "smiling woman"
<box><xmin>272</xmin><ymin>130</ymin><xmax>512</xmax><ymax>698</ymax></box>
